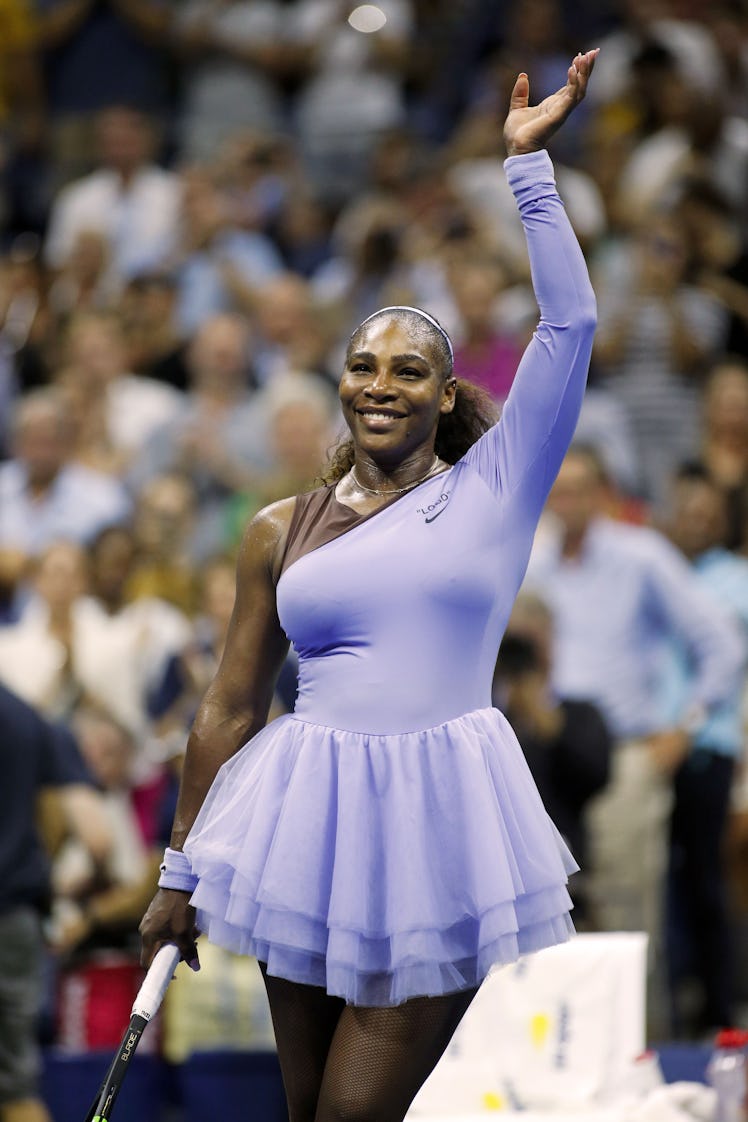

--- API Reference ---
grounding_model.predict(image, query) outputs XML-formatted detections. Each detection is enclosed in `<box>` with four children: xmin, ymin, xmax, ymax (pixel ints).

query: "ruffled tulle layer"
<box><xmin>184</xmin><ymin>708</ymin><xmax>577</xmax><ymax>1006</ymax></box>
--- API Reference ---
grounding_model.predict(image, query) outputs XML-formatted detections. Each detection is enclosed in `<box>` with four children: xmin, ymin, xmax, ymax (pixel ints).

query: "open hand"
<box><xmin>504</xmin><ymin>49</ymin><xmax>599</xmax><ymax>158</ymax></box>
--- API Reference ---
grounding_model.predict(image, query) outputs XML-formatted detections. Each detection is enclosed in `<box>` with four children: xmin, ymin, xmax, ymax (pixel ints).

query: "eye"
<box><xmin>398</xmin><ymin>367</ymin><xmax>423</xmax><ymax>379</ymax></box>
<box><xmin>350</xmin><ymin>362</ymin><xmax>371</xmax><ymax>373</ymax></box>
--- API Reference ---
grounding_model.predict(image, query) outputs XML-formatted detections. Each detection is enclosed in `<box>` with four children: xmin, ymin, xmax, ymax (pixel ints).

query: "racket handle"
<box><xmin>131</xmin><ymin>943</ymin><xmax>181</xmax><ymax>1021</ymax></box>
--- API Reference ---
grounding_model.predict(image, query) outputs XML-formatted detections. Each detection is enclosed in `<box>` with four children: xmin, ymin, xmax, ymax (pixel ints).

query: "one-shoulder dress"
<box><xmin>183</xmin><ymin>150</ymin><xmax>597</xmax><ymax>1007</ymax></box>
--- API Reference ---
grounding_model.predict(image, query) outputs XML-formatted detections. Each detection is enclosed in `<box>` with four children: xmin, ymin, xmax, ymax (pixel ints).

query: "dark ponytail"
<box><xmin>435</xmin><ymin>378</ymin><xmax>500</xmax><ymax>464</ymax></box>
<box><xmin>318</xmin><ymin>378</ymin><xmax>500</xmax><ymax>485</ymax></box>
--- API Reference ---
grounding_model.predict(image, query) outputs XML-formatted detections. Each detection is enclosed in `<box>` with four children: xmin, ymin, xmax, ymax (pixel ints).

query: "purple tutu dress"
<box><xmin>183</xmin><ymin>150</ymin><xmax>597</xmax><ymax>1006</ymax></box>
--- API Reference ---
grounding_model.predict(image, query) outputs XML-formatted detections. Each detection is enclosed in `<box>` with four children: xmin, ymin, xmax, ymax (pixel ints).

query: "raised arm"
<box><xmin>139</xmin><ymin>501</ymin><xmax>292</xmax><ymax>967</ymax></box>
<box><xmin>463</xmin><ymin>52</ymin><xmax>598</xmax><ymax>513</ymax></box>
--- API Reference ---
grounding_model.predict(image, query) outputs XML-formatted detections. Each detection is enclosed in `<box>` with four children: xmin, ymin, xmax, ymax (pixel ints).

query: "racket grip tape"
<box><xmin>131</xmin><ymin>942</ymin><xmax>181</xmax><ymax>1020</ymax></box>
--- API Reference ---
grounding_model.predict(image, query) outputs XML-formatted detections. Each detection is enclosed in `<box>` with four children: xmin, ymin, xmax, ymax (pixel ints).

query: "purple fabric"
<box><xmin>183</xmin><ymin>150</ymin><xmax>597</xmax><ymax>1005</ymax></box>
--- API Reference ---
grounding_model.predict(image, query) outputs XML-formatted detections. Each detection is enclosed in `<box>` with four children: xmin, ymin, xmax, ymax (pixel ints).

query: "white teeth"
<box><xmin>360</xmin><ymin>412</ymin><xmax>398</xmax><ymax>420</ymax></box>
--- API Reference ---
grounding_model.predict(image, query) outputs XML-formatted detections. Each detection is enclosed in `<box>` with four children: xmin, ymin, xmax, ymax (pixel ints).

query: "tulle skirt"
<box><xmin>184</xmin><ymin>708</ymin><xmax>577</xmax><ymax>1006</ymax></box>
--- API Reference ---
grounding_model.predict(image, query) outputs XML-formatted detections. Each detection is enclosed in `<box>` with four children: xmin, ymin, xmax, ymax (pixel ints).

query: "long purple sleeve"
<box><xmin>462</xmin><ymin>150</ymin><xmax>596</xmax><ymax>519</ymax></box>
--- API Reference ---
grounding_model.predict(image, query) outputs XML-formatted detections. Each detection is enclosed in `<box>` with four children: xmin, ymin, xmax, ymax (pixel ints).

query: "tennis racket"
<box><xmin>83</xmin><ymin>943</ymin><xmax>181</xmax><ymax>1122</ymax></box>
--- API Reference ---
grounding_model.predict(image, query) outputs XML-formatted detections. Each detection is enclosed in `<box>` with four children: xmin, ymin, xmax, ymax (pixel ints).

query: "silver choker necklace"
<box><xmin>351</xmin><ymin>456</ymin><xmax>441</xmax><ymax>496</ymax></box>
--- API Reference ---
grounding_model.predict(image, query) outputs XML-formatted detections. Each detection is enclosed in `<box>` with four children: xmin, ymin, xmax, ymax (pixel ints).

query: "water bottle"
<box><xmin>707</xmin><ymin>1028</ymin><xmax>748</xmax><ymax>1122</ymax></box>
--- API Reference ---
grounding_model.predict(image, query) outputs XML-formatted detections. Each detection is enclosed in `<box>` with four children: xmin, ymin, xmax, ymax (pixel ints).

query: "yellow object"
<box><xmin>481</xmin><ymin>1090</ymin><xmax>505</xmax><ymax>1111</ymax></box>
<box><xmin>530</xmin><ymin>1011</ymin><xmax>551</xmax><ymax>1049</ymax></box>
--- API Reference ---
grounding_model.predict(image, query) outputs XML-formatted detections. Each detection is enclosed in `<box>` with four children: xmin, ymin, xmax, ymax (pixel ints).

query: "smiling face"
<box><xmin>340</xmin><ymin>313</ymin><xmax>456</xmax><ymax>468</ymax></box>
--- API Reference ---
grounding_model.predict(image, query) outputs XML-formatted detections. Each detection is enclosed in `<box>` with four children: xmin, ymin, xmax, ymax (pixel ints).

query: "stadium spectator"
<box><xmin>615</xmin><ymin>70</ymin><xmax>748</xmax><ymax>227</ymax></box>
<box><xmin>286</xmin><ymin>0</ymin><xmax>413</xmax><ymax>201</ymax></box>
<box><xmin>660</xmin><ymin>463</ymin><xmax>748</xmax><ymax>1037</ymax></box>
<box><xmin>705</xmin><ymin>0</ymin><xmax>748</xmax><ymax>120</ymax></box>
<box><xmin>493</xmin><ymin>591</ymin><xmax>612</xmax><ymax>924</ymax></box>
<box><xmin>251</xmin><ymin>271</ymin><xmax>335</xmax><ymax>386</ymax></box>
<box><xmin>56</xmin><ymin>311</ymin><xmax>184</xmax><ymax>473</ymax></box>
<box><xmin>47</xmin><ymin>706</ymin><xmax>161</xmax><ymax>957</ymax></box>
<box><xmin>449</xmin><ymin>253</ymin><xmax>524</xmax><ymax>404</ymax></box>
<box><xmin>128</xmin><ymin>314</ymin><xmax>273</xmax><ymax>559</ymax></box>
<box><xmin>173</xmin><ymin>167</ymin><xmax>283</xmax><ymax>337</ymax></box>
<box><xmin>126</xmin><ymin>473</ymin><xmax>200</xmax><ymax>615</ymax></box>
<box><xmin>213</xmin><ymin>128</ymin><xmax>297</xmax><ymax>239</ymax></box>
<box><xmin>81</xmin><ymin>524</ymin><xmax>193</xmax><ymax>763</ymax></box>
<box><xmin>45</xmin><ymin>228</ymin><xmax>113</xmax><ymax>321</ymax></box>
<box><xmin>571</xmin><ymin>386</ymin><xmax>641</xmax><ymax>503</ymax></box>
<box><xmin>312</xmin><ymin>195</ymin><xmax>415</xmax><ymax>341</ymax></box>
<box><xmin>0</xmin><ymin>235</ymin><xmax>54</xmax><ymax>396</ymax></box>
<box><xmin>149</xmin><ymin>553</ymin><xmax>239</xmax><ymax>748</ymax></box>
<box><xmin>674</xmin><ymin>179</ymin><xmax>748</xmax><ymax>360</ymax></box>
<box><xmin>271</xmin><ymin>186</ymin><xmax>335</xmax><ymax>279</ymax></box>
<box><xmin>171</xmin><ymin>1</ymin><xmax>289</xmax><ymax>164</ymax></box>
<box><xmin>524</xmin><ymin>444</ymin><xmax>745</xmax><ymax>1028</ymax></box>
<box><xmin>0</xmin><ymin>539</ymin><xmax>90</xmax><ymax>717</ymax></box>
<box><xmin>0</xmin><ymin>526</ymin><xmax>192</xmax><ymax>769</ymax></box>
<box><xmin>223</xmin><ymin>376</ymin><xmax>339</xmax><ymax>545</ymax></box>
<box><xmin>118</xmin><ymin>269</ymin><xmax>188</xmax><ymax>391</ymax></box>
<box><xmin>0</xmin><ymin>682</ymin><xmax>110</xmax><ymax>1122</ymax></box>
<box><xmin>36</xmin><ymin>0</ymin><xmax>172</xmax><ymax>185</ymax></box>
<box><xmin>696</xmin><ymin>359</ymin><xmax>748</xmax><ymax>550</ymax></box>
<box><xmin>43</xmin><ymin>105</ymin><xmax>180</xmax><ymax>293</ymax></box>
<box><xmin>0</xmin><ymin>389</ymin><xmax>131</xmax><ymax>604</ymax></box>
<box><xmin>592</xmin><ymin>212</ymin><xmax>727</xmax><ymax>509</ymax></box>
<box><xmin>588</xmin><ymin>0</ymin><xmax>724</xmax><ymax>110</ymax></box>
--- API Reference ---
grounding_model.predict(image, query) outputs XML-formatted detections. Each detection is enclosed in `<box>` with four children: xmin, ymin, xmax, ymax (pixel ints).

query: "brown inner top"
<box><xmin>279</xmin><ymin>485</ymin><xmax>401</xmax><ymax>578</ymax></box>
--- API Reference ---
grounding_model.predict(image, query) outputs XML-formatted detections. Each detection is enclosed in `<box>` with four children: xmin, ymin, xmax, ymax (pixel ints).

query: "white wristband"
<box><xmin>158</xmin><ymin>847</ymin><xmax>199</xmax><ymax>893</ymax></box>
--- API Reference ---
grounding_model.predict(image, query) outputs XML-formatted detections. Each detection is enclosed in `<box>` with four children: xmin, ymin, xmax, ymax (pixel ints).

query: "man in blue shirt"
<box><xmin>525</xmin><ymin>444</ymin><xmax>745</xmax><ymax>1032</ymax></box>
<box><xmin>661</xmin><ymin>463</ymin><xmax>748</xmax><ymax>1036</ymax></box>
<box><xmin>0</xmin><ymin>389</ymin><xmax>131</xmax><ymax>616</ymax></box>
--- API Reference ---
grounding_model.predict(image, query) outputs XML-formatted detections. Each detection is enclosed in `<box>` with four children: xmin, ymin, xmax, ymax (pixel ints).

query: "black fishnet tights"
<box><xmin>260</xmin><ymin>965</ymin><xmax>476</xmax><ymax>1122</ymax></box>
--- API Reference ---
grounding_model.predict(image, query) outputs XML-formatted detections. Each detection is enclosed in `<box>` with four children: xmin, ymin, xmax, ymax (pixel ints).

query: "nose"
<box><xmin>363</xmin><ymin>367</ymin><xmax>397</xmax><ymax>399</ymax></box>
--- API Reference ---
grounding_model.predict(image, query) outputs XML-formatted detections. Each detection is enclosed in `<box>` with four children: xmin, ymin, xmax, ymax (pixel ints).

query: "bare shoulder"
<box><xmin>236</xmin><ymin>496</ymin><xmax>298</xmax><ymax>585</ymax></box>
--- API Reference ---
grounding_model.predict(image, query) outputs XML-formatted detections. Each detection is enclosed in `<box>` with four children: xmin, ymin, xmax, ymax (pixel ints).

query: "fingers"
<box><xmin>139</xmin><ymin>891</ymin><xmax>199</xmax><ymax>969</ymax></box>
<box><xmin>140</xmin><ymin>928</ymin><xmax>199</xmax><ymax>970</ymax></box>
<box><xmin>567</xmin><ymin>48</ymin><xmax>599</xmax><ymax>100</ymax></box>
<box><xmin>509</xmin><ymin>72</ymin><xmax>530</xmax><ymax>110</ymax></box>
<box><xmin>181</xmin><ymin>923</ymin><xmax>201</xmax><ymax>971</ymax></box>
<box><xmin>573</xmin><ymin>48</ymin><xmax>600</xmax><ymax>73</ymax></box>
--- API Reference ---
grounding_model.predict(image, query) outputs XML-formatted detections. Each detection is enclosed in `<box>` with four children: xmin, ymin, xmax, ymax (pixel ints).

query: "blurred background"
<box><xmin>1</xmin><ymin>1</ymin><xmax>748</xmax><ymax>1120</ymax></box>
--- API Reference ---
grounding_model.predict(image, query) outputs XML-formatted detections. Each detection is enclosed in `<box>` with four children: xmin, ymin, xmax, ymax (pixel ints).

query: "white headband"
<box><xmin>359</xmin><ymin>305</ymin><xmax>454</xmax><ymax>365</ymax></box>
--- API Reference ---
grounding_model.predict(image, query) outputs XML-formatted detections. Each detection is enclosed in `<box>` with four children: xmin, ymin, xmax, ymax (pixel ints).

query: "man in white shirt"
<box><xmin>44</xmin><ymin>105</ymin><xmax>180</xmax><ymax>294</ymax></box>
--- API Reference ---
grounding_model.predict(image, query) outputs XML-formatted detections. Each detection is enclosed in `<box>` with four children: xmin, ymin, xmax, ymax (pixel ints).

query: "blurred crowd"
<box><xmin>2</xmin><ymin>0</ymin><xmax>748</xmax><ymax>1112</ymax></box>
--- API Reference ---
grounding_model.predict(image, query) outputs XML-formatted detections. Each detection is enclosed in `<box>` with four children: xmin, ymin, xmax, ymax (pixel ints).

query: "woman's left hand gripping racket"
<box><xmin>83</xmin><ymin>943</ymin><xmax>182</xmax><ymax>1122</ymax></box>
